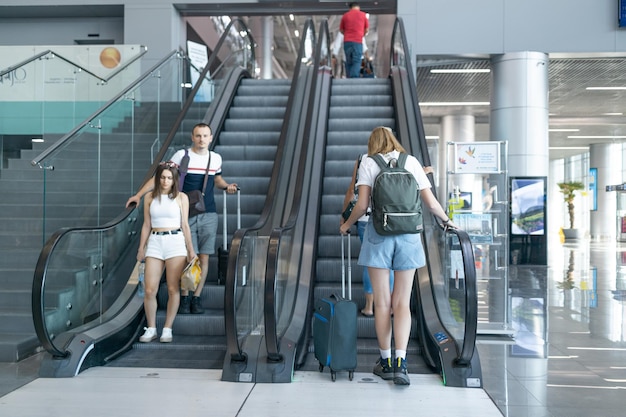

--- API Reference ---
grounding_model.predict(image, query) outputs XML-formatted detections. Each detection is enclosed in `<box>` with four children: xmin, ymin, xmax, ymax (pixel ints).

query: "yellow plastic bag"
<box><xmin>181</xmin><ymin>256</ymin><xmax>201</xmax><ymax>291</ymax></box>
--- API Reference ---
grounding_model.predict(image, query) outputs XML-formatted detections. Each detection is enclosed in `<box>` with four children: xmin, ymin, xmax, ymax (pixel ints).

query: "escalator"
<box><xmin>109</xmin><ymin>77</ymin><xmax>291</xmax><ymax>369</ymax></box>
<box><xmin>314</xmin><ymin>77</ymin><xmax>397</xmax><ymax>368</ymax></box>
<box><xmin>31</xmin><ymin>18</ymin><xmax>315</xmax><ymax>377</ymax></box>
<box><xmin>257</xmin><ymin>18</ymin><xmax>482</xmax><ymax>388</ymax></box>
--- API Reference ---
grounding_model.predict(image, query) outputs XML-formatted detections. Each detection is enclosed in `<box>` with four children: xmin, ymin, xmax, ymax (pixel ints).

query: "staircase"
<box><xmin>0</xmin><ymin>102</ymin><xmax>183</xmax><ymax>362</ymax></box>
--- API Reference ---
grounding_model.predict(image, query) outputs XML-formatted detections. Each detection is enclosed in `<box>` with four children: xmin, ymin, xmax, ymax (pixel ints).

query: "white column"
<box><xmin>490</xmin><ymin>52</ymin><xmax>549</xmax><ymax>177</ymax></box>
<box><xmin>590</xmin><ymin>143</ymin><xmax>621</xmax><ymax>241</ymax></box>
<box><xmin>441</xmin><ymin>114</ymin><xmax>476</xmax><ymax>208</ymax></box>
<box><xmin>261</xmin><ymin>16</ymin><xmax>273</xmax><ymax>79</ymax></box>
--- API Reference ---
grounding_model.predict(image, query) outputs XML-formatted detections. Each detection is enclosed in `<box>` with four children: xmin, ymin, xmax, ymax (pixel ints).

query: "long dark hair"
<box><xmin>152</xmin><ymin>162</ymin><xmax>180</xmax><ymax>200</ymax></box>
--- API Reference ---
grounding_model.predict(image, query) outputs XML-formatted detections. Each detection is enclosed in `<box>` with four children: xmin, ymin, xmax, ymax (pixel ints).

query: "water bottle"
<box><xmin>137</xmin><ymin>261</ymin><xmax>145</xmax><ymax>298</ymax></box>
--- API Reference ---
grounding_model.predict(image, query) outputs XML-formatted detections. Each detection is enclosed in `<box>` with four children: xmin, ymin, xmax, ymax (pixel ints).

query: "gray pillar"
<box><xmin>441</xmin><ymin>115</ymin><xmax>476</xmax><ymax>208</ymax></box>
<box><xmin>490</xmin><ymin>52</ymin><xmax>549</xmax><ymax>177</ymax></box>
<box><xmin>590</xmin><ymin>143</ymin><xmax>621</xmax><ymax>241</ymax></box>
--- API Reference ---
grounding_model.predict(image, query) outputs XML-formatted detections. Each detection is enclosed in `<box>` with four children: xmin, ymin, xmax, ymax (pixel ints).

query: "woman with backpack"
<box><xmin>339</xmin><ymin>126</ymin><xmax>456</xmax><ymax>386</ymax></box>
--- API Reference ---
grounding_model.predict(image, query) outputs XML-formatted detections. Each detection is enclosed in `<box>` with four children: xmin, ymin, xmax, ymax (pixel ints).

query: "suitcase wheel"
<box><xmin>331</xmin><ymin>370</ymin><xmax>336</xmax><ymax>382</ymax></box>
<box><xmin>318</xmin><ymin>363</ymin><xmax>324</xmax><ymax>372</ymax></box>
<box><xmin>349</xmin><ymin>371</ymin><xmax>354</xmax><ymax>381</ymax></box>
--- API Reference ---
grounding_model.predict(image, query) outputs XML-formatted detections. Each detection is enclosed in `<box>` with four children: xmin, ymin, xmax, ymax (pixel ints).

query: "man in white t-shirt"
<box><xmin>127</xmin><ymin>123</ymin><xmax>238</xmax><ymax>314</ymax></box>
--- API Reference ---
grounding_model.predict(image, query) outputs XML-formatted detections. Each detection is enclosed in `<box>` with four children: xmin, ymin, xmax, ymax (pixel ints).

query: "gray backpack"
<box><xmin>370</xmin><ymin>153</ymin><xmax>423</xmax><ymax>235</ymax></box>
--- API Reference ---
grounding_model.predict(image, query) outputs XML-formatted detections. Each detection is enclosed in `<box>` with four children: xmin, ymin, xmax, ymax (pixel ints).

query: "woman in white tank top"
<box><xmin>136</xmin><ymin>163</ymin><xmax>196</xmax><ymax>344</ymax></box>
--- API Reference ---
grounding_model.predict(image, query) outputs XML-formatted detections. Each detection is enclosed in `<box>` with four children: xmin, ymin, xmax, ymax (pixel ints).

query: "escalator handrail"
<box><xmin>30</xmin><ymin>48</ymin><xmax>181</xmax><ymax>167</ymax></box>
<box><xmin>390</xmin><ymin>17</ymin><xmax>479</xmax><ymax>367</ymax></box>
<box><xmin>31</xmin><ymin>18</ymin><xmax>255</xmax><ymax>357</ymax></box>
<box><xmin>224</xmin><ymin>18</ymin><xmax>318</xmax><ymax>362</ymax></box>
<box><xmin>444</xmin><ymin>227</ymin><xmax>478</xmax><ymax>365</ymax></box>
<box><xmin>264</xmin><ymin>20</ymin><xmax>331</xmax><ymax>361</ymax></box>
<box><xmin>389</xmin><ymin>18</ymin><xmax>431</xmax><ymax>168</ymax></box>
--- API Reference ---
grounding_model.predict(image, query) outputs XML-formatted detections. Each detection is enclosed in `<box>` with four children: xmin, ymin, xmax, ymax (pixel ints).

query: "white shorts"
<box><xmin>145</xmin><ymin>233</ymin><xmax>187</xmax><ymax>260</ymax></box>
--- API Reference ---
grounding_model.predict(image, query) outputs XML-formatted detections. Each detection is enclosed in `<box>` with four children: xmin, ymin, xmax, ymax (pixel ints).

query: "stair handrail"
<box><xmin>30</xmin><ymin>48</ymin><xmax>184</xmax><ymax>167</ymax></box>
<box><xmin>0</xmin><ymin>46</ymin><xmax>148</xmax><ymax>83</ymax></box>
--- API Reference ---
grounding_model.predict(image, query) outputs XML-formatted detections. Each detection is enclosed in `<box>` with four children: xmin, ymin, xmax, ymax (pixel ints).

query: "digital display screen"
<box><xmin>510</xmin><ymin>177</ymin><xmax>546</xmax><ymax>236</ymax></box>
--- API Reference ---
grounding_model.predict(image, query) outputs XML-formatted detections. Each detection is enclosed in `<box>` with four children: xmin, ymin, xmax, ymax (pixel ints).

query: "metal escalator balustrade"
<box><xmin>221</xmin><ymin>19</ymin><xmax>324</xmax><ymax>383</ymax></box>
<box><xmin>390</xmin><ymin>17</ymin><xmax>482</xmax><ymax>388</ymax></box>
<box><xmin>31</xmin><ymin>18</ymin><xmax>258</xmax><ymax>375</ymax></box>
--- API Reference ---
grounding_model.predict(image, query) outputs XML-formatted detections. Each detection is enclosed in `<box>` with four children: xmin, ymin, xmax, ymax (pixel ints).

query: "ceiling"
<box><xmin>285</xmin><ymin>15</ymin><xmax>626</xmax><ymax>162</ymax></box>
<box><xmin>4</xmin><ymin>4</ymin><xmax>626</xmax><ymax>162</ymax></box>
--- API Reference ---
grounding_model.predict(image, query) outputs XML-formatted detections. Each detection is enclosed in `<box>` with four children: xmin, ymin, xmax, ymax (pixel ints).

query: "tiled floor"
<box><xmin>1</xmin><ymin>237</ymin><xmax>625</xmax><ymax>416</ymax></box>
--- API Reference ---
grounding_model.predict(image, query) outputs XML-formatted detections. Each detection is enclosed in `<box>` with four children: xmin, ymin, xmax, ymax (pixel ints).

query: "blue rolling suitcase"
<box><xmin>313</xmin><ymin>233</ymin><xmax>358</xmax><ymax>381</ymax></box>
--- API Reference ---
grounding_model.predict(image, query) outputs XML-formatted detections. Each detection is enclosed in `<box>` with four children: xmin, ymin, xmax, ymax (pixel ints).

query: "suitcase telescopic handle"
<box><xmin>222</xmin><ymin>187</ymin><xmax>241</xmax><ymax>248</ymax></box>
<box><xmin>340</xmin><ymin>232</ymin><xmax>352</xmax><ymax>300</ymax></box>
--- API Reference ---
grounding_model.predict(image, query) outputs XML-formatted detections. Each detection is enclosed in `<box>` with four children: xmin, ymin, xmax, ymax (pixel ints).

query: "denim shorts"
<box><xmin>357</xmin><ymin>220</ymin><xmax>426</xmax><ymax>270</ymax></box>
<box><xmin>188</xmin><ymin>212</ymin><xmax>218</xmax><ymax>255</ymax></box>
<box><xmin>145</xmin><ymin>233</ymin><xmax>187</xmax><ymax>260</ymax></box>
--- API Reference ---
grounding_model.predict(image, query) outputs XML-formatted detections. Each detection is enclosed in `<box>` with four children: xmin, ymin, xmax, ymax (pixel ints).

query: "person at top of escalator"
<box><xmin>136</xmin><ymin>162</ymin><xmax>196</xmax><ymax>343</ymax></box>
<box><xmin>339</xmin><ymin>2</ymin><xmax>369</xmax><ymax>78</ymax></box>
<box><xmin>126</xmin><ymin>123</ymin><xmax>238</xmax><ymax>315</ymax></box>
<box><xmin>340</xmin><ymin>126</ymin><xmax>457</xmax><ymax>386</ymax></box>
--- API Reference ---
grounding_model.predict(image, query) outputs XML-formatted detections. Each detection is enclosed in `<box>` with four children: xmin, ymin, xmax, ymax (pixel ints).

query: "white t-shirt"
<box><xmin>353</xmin><ymin>153</ymin><xmax>370</xmax><ymax>223</ymax></box>
<box><xmin>169</xmin><ymin>148</ymin><xmax>223</xmax><ymax>213</ymax></box>
<box><xmin>356</xmin><ymin>151</ymin><xmax>431</xmax><ymax>191</ymax></box>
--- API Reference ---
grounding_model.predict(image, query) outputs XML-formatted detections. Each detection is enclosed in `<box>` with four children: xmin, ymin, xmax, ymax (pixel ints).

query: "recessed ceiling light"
<box><xmin>419</xmin><ymin>102</ymin><xmax>490</xmax><ymax>106</ymax></box>
<box><xmin>549</xmin><ymin>146</ymin><xmax>589</xmax><ymax>150</ymax></box>
<box><xmin>32</xmin><ymin>138</ymin><xmax>44</xmax><ymax>143</ymax></box>
<box><xmin>549</xmin><ymin>128</ymin><xmax>580</xmax><ymax>132</ymax></box>
<box><xmin>567</xmin><ymin>135</ymin><xmax>626</xmax><ymax>139</ymax></box>
<box><xmin>430</xmin><ymin>69</ymin><xmax>490</xmax><ymax>74</ymax></box>
<box><xmin>586</xmin><ymin>86</ymin><xmax>626</xmax><ymax>90</ymax></box>
<box><xmin>602</xmin><ymin>112</ymin><xmax>623</xmax><ymax>116</ymax></box>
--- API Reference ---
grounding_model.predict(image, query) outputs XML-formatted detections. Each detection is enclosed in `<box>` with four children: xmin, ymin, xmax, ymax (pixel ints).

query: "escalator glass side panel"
<box><xmin>34</xmin><ymin>205</ymin><xmax>142</xmax><ymax>355</ymax></box>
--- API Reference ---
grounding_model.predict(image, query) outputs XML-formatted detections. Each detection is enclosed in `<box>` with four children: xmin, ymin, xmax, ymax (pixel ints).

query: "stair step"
<box><xmin>0</xmin><ymin>333</ymin><xmax>41</xmax><ymax>362</ymax></box>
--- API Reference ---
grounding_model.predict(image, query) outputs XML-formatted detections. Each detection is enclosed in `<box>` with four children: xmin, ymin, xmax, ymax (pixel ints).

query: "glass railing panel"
<box><xmin>440</xmin><ymin>231</ymin><xmax>467</xmax><ymax>346</ymax></box>
<box><xmin>274</xmin><ymin>230</ymin><xmax>296</xmax><ymax>336</ymax></box>
<box><xmin>235</xmin><ymin>234</ymin><xmax>268</xmax><ymax>337</ymax></box>
<box><xmin>1</xmin><ymin>47</ymin><xmax>147</xmax><ymax>173</ymax></box>
<box><xmin>203</xmin><ymin>20</ymin><xmax>255</xmax><ymax>108</ymax></box>
<box><xmin>391</xmin><ymin>22</ymin><xmax>408</xmax><ymax>69</ymax></box>
<box><xmin>272</xmin><ymin>22</ymin><xmax>318</xmax><ymax>339</ymax></box>
<box><xmin>35</xmin><ymin>53</ymin><xmax>185</xmax><ymax>243</ymax></box>
<box><xmin>41</xmin><ymin>206</ymin><xmax>142</xmax><ymax>352</ymax></box>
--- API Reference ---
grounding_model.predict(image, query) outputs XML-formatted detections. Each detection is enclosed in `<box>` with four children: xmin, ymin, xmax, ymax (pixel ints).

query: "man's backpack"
<box><xmin>370</xmin><ymin>153</ymin><xmax>423</xmax><ymax>235</ymax></box>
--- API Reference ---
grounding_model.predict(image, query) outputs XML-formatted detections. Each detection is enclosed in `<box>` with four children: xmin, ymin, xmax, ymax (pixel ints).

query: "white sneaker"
<box><xmin>160</xmin><ymin>327</ymin><xmax>173</xmax><ymax>343</ymax></box>
<box><xmin>139</xmin><ymin>327</ymin><xmax>157</xmax><ymax>343</ymax></box>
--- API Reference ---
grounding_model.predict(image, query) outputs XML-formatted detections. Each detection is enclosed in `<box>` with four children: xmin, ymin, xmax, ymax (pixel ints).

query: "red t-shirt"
<box><xmin>339</xmin><ymin>9</ymin><xmax>369</xmax><ymax>43</ymax></box>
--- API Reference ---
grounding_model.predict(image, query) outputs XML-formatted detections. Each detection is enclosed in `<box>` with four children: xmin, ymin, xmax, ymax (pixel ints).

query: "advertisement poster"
<box><xmin>589</xmin><ymin>168</ymin><xmax>597</xmax><ymax>211</ymax></box>
<box><xmin>453</xmin><ymin>141</ymin><xmax>500</xmax><ymax>173</ymax></box>
<box><xmin>186</xmin><ymin>40</ymin><xmax>213</xmax><ymax>102</ymax></box>
<box><xmin>510</xmin><ymin>177</ymin><xmax>546</xmax><ymax>236</ymax></box>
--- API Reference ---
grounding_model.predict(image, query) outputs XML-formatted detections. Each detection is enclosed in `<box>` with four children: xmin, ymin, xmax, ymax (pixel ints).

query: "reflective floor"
<box><xmin>478</xmin><ymin>236</ymin><xmax>626</xmax><ymax>417</ymax></box>
<box><xmin>1</xmin><ymin>237</ymin><xmax>625</xmax><ymax>416</ymax></box>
